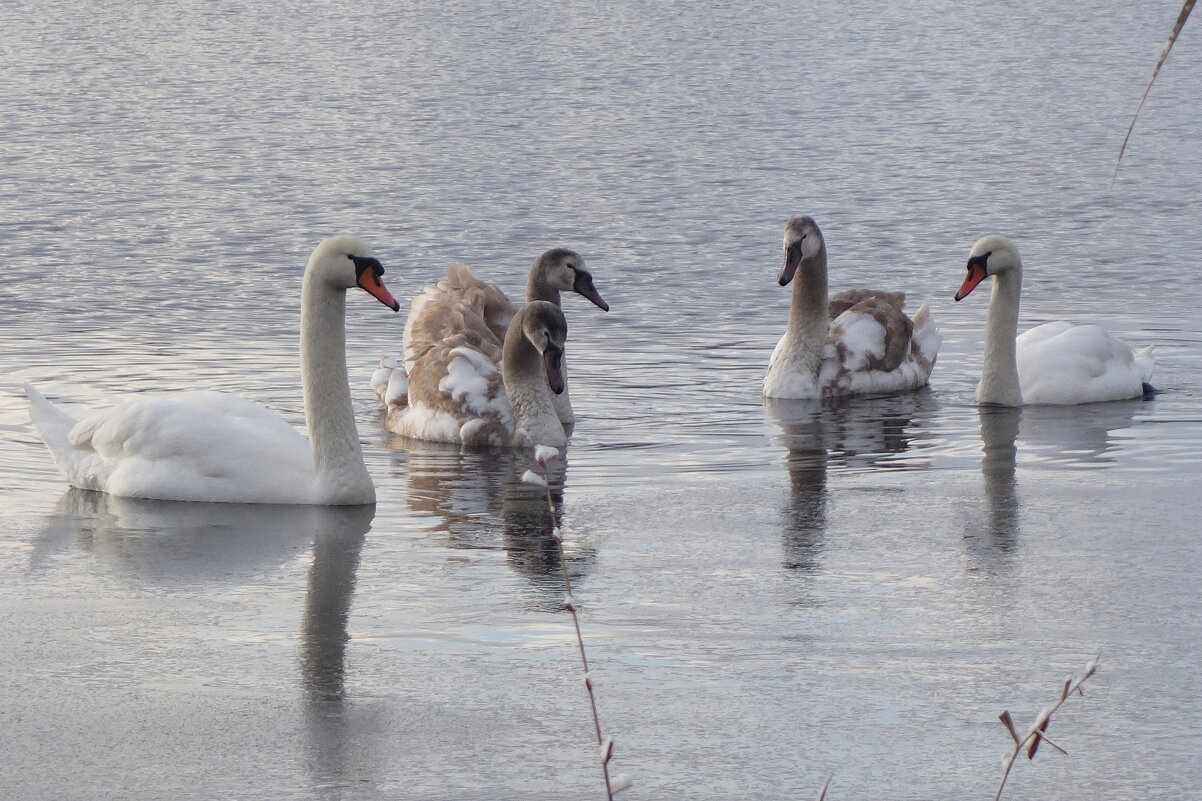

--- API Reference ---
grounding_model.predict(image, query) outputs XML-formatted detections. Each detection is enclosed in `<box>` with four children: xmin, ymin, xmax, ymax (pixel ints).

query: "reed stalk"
<box><xmin>522</xmin><ymin>445</ymin><xmax>631</xmax><ymax>799</ymax></box>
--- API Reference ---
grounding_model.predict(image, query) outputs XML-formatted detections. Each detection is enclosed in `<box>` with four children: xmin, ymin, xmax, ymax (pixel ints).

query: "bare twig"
<box><xmin>1114</xmin><ymin>0</ymin><xmax>1197</xmax><ymax>181</ymax></box>
<box><xmin>524</xmin><ymin>445</ymin><xmax>628</xmax><ymax>799</ymax></box>
<box><xmin>994</xmin><ymin>656</ymin><xmax>1100</xmax><ymax>801</ymax></box>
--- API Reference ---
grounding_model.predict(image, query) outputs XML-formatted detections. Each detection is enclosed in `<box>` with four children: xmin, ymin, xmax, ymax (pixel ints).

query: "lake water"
<box><xmin>1</xmin><ymin>1</ymin><xmax>1200</xmax><ymax>799</ymax></box>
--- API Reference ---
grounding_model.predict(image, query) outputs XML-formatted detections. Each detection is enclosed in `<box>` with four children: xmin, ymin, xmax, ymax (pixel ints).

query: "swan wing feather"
<box><xmin>29</xmin><ymin>388</ymin><xmax>318</xmax><ymax>503</ymax></box>
<box><xmin>1017</xmin><ymin>322</ymin><xmax>1151</xmax><ymax>404</ymax></box>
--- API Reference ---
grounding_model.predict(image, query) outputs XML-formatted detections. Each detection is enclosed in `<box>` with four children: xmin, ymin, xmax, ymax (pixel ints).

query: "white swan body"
<box><xmin>763</xmin><ymin>216</ymin><xmax>941</xmax><ymax>399</ymax></box>
<box><xmin>26</xmin><ymin>235</ymin><xmax>401</xmax><ymax>505</ymax></box>
<box><xmin>374</xmin><ymin>249</ymin><xmax>604</xmax><ymax>444</ymax></box>
<box><xmin>955</xmin><ymin>235</ymin><xmax>1154</xmax><ymax>406</ymax></box>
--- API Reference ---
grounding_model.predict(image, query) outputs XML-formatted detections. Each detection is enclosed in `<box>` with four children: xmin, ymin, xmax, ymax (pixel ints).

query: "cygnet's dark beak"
<box><xmin>779</xmin><ymin>241</ymin><xmax>803</xmax><ymax>286</ymax></box>
<box><xmin>573</xmin><ymin>270</ymin><xmax>609</xmax><ymax>311</ymax></box>
<box><xmin>543</xmin><ymin>343</ymin><xmax>565</xmax><ymax>394</ymax></box>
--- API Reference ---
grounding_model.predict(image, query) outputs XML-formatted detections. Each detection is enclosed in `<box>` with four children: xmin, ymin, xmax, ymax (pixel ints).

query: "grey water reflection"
<box><xmin>971</xmin><ymin>406</ymin><xmax>1021</xmax><ymax>561</ymax></box>
<box><xmin>1020</xmin><ymin>401</ymin><xmax>1144</xmax><ymax>467</ymax></box>
<box><xmin>29</xmin><ymin>489</ymin><xmax>333</xmax><ymax>585</ymax></box>
<box><xmin>965</xmin><ymin>401</ymin><xmax>1142</xmax><ymax>568</ymax></box>
<box><xmin>299</xmin><ymin>504</ymin><xmax>378</xmax><ymax>796</ymax></box>
<box><xmin>394</xmin><ymin>439</ymin><xmax>596</xmax><ymax>607</ymax></box>
<box><xmin>765</xmin><ymin>393</ymin><xmax>937</xmax><ymax>572</ymax></box>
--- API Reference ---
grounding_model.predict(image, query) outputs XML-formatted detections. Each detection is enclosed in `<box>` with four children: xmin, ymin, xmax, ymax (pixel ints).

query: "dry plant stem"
<box><xmin>534</xmin><ymin>459</ymin><xmax>615</xmax><ymax>801</ymax></box>
<box><xmin>993</xmin><ymin>657</ymin><xmax>1099</xmax><ymax>801</ymax></box>
<box><xmin>1114</xmin><ymin>0</ymin><xmax>1196</xmax><ymax>180</ymax></box>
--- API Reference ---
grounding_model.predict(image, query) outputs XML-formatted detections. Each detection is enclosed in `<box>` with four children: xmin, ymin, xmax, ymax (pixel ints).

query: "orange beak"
<box><xmin>358</xmin><ymin>269</ymin><xmax>400</xmax><ymax>311</ymax></box>
<box><xmin>954</xmin><ymin>263</ymin><xmax>988</xmax><ymax>301</ymax></box>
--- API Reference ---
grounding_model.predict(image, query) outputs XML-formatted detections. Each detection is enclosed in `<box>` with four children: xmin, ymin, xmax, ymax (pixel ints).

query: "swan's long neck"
<box><xmin>526</xmin><ymin>269</ymin><xmax>561</xmax><ymax>306</ymax></box>
<box><xmin>781</xmin><ymin>246</ymin><xmax>830</xmax><ymax>373</ymax></box>
<box><xmin>526</xmin><ymin>267</ymin><xmax>575</xmax><ymax>426</ymax></box>
<box><xmin>977</xmin><ymin>269</ymin><xmax>1024</xmax><ymax>406</ymax></box>
<box><xmin>502</xmin><ymin>329</ymin><xmax>567</xmax><ymax>448</ymax></box>
<box><xmin>300</xmin><ymin>276</ymin><xmax>375</xmax><ymax>503</ymax></box>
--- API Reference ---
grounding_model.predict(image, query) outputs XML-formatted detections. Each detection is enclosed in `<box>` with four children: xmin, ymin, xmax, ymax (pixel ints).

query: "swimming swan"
<box><xmin>379</xmin><ymin>299</ymin><xmax>571</xmax><ymax>448</ymax></box>
<box><xmin>26</xmin><ymin>235</ymin><xmax>400</xmax><ymax>505</ymax></box>
<box><xmin>954</xmin><ymin>234</ymin><xmax>1154</xmax><ymax>405</ymax></box>
<box><xmin>763</xmin><ymin>216</ymin><xmax>942</xmax><ymax>399</ymax></box>
<box><xmin>374</xmin><ymin>248</ymin><xmax>605</xmax><ymax>441</ymax></box>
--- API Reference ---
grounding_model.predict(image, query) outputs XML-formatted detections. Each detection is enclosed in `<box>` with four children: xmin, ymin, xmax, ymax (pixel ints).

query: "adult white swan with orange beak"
<box><xmin>26</xmin><ymin>235</ymin><xmax>400</xmax><ymax>505</ymax></box>
<box><xmin>954</xmin><ymin>234</ymin><xmax>1155</xmax><ymax>406</ymax></box>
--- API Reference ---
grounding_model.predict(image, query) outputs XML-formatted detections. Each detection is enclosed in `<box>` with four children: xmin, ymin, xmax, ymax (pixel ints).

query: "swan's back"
<box><xmin>402</xmin><ymin>264</ymin><xmax>516</xmax><ymax>364</ymax></box>
<box><xmin>828</xmin><ymin>288</ymin><xmax>906</xmax><ymax>318</ymax></box>
<box><xmin>28</xmin><ymin>387</ymin><xmax>319</xmax><ymax>503</ymax></box>
<box><xmin>818</xmin><ymin>299</ymin><xmax>941</xmax><ymax>396</ymax></box>
<box><xmin>1016</xmin><ymin>321</ymin><xmax>1154</xmax><ymax>404</ymax></box>
<box><xmin>380</xmin><ymin>265</ymin><xmax>517</xmax><ymax>446</ymax></box>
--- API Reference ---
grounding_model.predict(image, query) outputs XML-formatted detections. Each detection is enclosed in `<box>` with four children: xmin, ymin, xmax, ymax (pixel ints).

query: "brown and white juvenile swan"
<box><xmin>373</xmin><ymin>248</ymin><xmax>605</xmax><ymax>442</ymax></box>
<box><xmin>954</xmin><ymin>234</ymin><xmax>1155</xmax><ymax>405</ymax></box>
<box><xmin>763</xmin><ymin>216</ymin><xmax>942</xmax><ymax>399</ymax></box>
<box><xmin>380</xmin><ymin>300</ymin><xmax>571</xmax><ymax>448</ymax></box>
<box><xmin>26</xmin><ymin>235</ymin><xmax>400</xmax><ymax>505</ymax></box>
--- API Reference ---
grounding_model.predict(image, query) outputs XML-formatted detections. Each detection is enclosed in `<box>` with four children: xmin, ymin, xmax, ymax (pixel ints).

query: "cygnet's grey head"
<box><xmin>955</xmin><ymin>235</ymin><xmax>1021</xmax><ymax>302</ymax></box>
<box><xmin>535</xmin><ymin>248</ymin><xmax>609</xmax><ymax>311</ymax></box>
<box><xmin>520</xmin><ymin>300</ymin><xmax>569</xmax><ymax>394</ymax></box>
<box><xmin>780</xmin><ymin>216</ymin><xmax>825</xmax><ymax>286</ymax></box>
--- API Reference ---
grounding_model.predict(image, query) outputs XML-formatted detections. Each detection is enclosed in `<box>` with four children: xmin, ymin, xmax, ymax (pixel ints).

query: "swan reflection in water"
<box><xmin>29</xmin><ymin>489</ymin><xmax>353</xmax><ymax>585</ymax></box>
<box><xmin>298</xmin><ymin>504</ymin><xmax>384</xmax><ymax>791</ymax></box>
<box><xmin>969</xmin><ymin>406</ymin><xmax>1021</xmax><ymax>561</ymax></box>
<box><xmin>964</xmin><ymin>399</ymin><xmax>1144</xmax><ymax>567</ymax></box>
<box><xmin>30</xmin><ymin>492</ymin><xmax>378</xmax><ymax>790</ymax></box>
<box><xmin>388</xmin><ymin>436</ymin><xmax>596</xmax><ymax>608</ymax></box>
<box><xmin>764</xmin><ymin>392</ymin><xmax>937</xmax><ymax>572</ymax></box>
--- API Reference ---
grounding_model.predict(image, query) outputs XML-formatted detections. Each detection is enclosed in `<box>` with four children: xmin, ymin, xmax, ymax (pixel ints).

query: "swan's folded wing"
<box><xmin>821</xmin><ymin>299</ymin><xmax>935</xmax><ymax>395</ymax></box>
<box><xmin>828</xmin><ymin>288</ymin><xmax>906</xmax><ymax>319</ymax></box>
<box><xmin>404</xmin><ymin>265</ymin><xmax>516</xmax><ymax>365</ymax></box>
<box><xmin>47</xmin><ymin>391</ymin><xmax>316</xmax><ymax>502</ymax></box>
<box><xmin>1017</xmin><ymin>322</ymin><xmax>1148</xmax><ymax>403</ymax></box>
<box><xmin>388</xmin><ymin>336</ymin><xmax>513</xmax><ymax>446</ymax></box>
<box><xmin>828</xmin><ymin>298</ymin><xmax>913</xmax><ymax>373</ymax></box>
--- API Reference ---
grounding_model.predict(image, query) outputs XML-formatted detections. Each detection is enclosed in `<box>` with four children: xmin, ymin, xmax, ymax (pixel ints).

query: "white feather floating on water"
<box><xmin>520</xmin><ymin>469</ymin><xmax>547</xmax><ymax>487</ymax></box>
<box><xmin>535</xmin><ymin>444</ymin><xmax>561</xmax><ymax>465</ymax></box>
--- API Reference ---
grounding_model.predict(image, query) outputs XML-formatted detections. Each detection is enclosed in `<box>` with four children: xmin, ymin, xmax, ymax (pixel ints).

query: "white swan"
<box><xmin>954</xmin><ymin>235</ymin><xmax>1155</xmax><ymax>406</ymax></box>
<box><xmin>379</xmin><ymin>299</ymin><xmax>570</xmax><ymax>448</ymax></box>
<box><xmin>763</xmin><ymin>216</ymin><xmax>942</xmax><ymax>399</ymax></box>
<box><xmin>373</xmin><ymin>248</ymin><xmax>605</xmax><ymax>439</ymax></box>
<box><xmin>26</xmin><ymin>235</ymin><xmax>401</xmax><ymax>505</ymax></box>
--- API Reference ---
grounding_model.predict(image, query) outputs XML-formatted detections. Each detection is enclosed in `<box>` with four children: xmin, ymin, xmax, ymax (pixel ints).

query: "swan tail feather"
<box><xmin>25</xmin><ymin>383</ymin><xmax>101</xmax><ymax>489</ymax></box>
<box><xmin>1134</xmin><ymin>344</ymin><xmax>1156</xmax><ymax>383</ymax></box>
<box><xmin>370</xmin><ymin>356</ymin><xmax>409</xmax><ymax>408</ymax></box>
<box><xmin>909</xmin><ymin>302</ymin><xmax>943</xmax><ymax>374</ymax></box>
<box><xmin>25</xmin><ymin>383</ymin><xmax>78</xmax><ymax>453</ymax></box>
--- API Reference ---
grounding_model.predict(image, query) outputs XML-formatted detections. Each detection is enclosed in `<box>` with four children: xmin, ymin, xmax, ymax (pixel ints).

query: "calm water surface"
<box><xmin>1</xmin><ymin>1</ymin><xmax>1200</xmax><ymax>799</ymax></box>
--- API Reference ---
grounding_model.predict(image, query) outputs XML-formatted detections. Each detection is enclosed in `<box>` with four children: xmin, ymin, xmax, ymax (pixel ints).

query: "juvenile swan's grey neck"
<box><xmin>526</xmin><ymin>268</ymin><xmax>562</xmax><ymax>306</ymax></box>
<box><xmin>502</xmin><ymin>327</ymin><xmax>567</xmax><ymax>448</ymax></box>
<box><xmin>783</xmin><ymin>244</ymin><xmax>831</xmax><ymax>372</ymax></box>
<box><xmin>525</xmin><ymin>262</ymin><xmax>576</xmax><ymax>427</ymax></box>
<box><xmin>977</xmin><ymin>268</ymin><xmax>1024</xmax><ymax>406</ymax></box>
<box><xmin>300</xmin><ymin>274</ymin><xmax>375</xmax><ymax>504</ymax></box>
